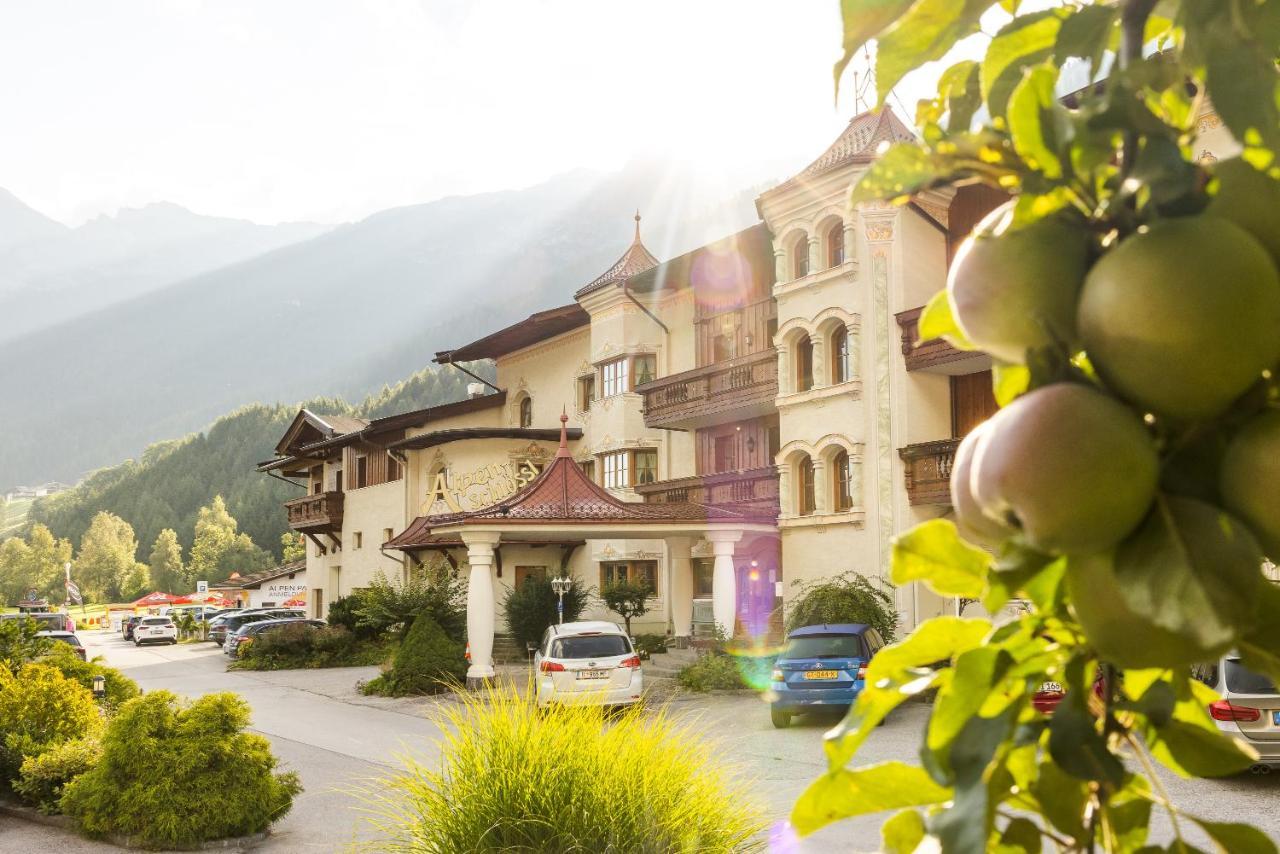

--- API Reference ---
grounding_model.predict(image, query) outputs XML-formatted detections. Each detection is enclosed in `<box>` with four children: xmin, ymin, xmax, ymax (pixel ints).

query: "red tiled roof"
<box><xmin>573</xmin><ymin>213</ymin><xmax>661</xmax><ymax>298</ymax></box>
<box><xmin>384</xmin><ymin>415</ymin><xmax>742</xmax><ymax>549</ymax></box>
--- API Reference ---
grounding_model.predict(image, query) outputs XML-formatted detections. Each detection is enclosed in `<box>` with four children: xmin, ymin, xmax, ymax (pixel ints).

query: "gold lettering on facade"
<box><xmin>422</xmin><ymin>460</ymin><xmax>541</xmax><ymax>515</ymax></box>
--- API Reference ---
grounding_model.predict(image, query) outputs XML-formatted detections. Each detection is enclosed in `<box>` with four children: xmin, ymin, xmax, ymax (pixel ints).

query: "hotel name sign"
<box><xmin>422</xmin><ymin>460</ymin><xmax>541</xmax><ymax>514</ymax></box>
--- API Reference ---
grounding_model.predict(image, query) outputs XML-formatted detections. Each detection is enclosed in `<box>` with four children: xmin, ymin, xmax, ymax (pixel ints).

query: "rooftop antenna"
<box><xmin>852</xmin><ymin>45</ymin><xmax>875</xmax><ymax>114</ymax></box>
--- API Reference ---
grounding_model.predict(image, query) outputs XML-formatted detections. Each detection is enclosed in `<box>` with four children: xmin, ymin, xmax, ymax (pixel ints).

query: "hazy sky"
<box><xmin>0</xmin><ymin>1</ymin><xmax>979</xmax><ymax>226</ymax></box>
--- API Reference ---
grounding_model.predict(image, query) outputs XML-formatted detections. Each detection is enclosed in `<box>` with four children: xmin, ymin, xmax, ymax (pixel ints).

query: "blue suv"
<box><xmin>769</xmin><ymin>623</ymin><xmax>886</xmax><ymax>728</ymax></box>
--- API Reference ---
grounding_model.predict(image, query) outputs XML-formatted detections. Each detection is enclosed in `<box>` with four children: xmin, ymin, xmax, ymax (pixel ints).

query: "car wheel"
<box><xmin>771</xmin><ymin>707</ymin><xmax>791</xmax><ymax>729</ymax></box>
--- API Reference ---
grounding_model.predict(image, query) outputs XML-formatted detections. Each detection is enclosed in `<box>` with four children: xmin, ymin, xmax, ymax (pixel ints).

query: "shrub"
<box><xmin>357</xmin><ymin>569</ymin><xmax>465</xmax><ymax>642</ymax></box>
<box><xmin>0</xmin><ymin>663</ymin><xmax>102</xmax><ymax>782</ymax></box>
<box><xmin>42</xmin><ymin>644</ymin><xmax>139</xmax><ymax>711</ymax></box>
<box><xmin>325</xmin><ymin>591</ymin><xmax>379</xmax><ymax>640</ymax></box>
<box><xmin>676</xmin><ymin>653</ymin><xmax>750</xmax><ymax>692</ymax></box>
<box><xmin>632</xmin><ymin>633</ymin><xmax>668</xmax><ymax>658</ymax></box>
<box><xmin>785</xmin><ymin>571</ymin><xmax>899</xmax><ymax>641</ymax></box>
<box><xmin>600</xmin><ymin>580</ymin><xmax>652</xmax><ymax>635</ymax></box>
<box><xmin>359</xmin><ymin>682</ymin><xmax>765</xmax><ymax>851</ymax></box>
<box><xmin>0</xmin><ymin>618</ymin><xmax>53</xmax><ymax>673</ymax></box>
<box><xmin>13</xmin><ymin>737</ymin><xmax>101</xmax><ymax>814</ymax></box>
<box><xmin>360</xmin><ymin>615</ymin><xmax>465</xmax><ymax>696</ymax></box>
<box><xmin>61</xmin><ymin>691</ymin><xmax>301</xmax><ymax>848</ymax></box>
<box><xmin>237</xmin><ymin>624</ymin><xmax>392</xmax><ymax>670</ymax></box>
<box><xmin>501</xmin><ymin>576</ymin><xmax>590</xmax><ymax>650</ymax></box>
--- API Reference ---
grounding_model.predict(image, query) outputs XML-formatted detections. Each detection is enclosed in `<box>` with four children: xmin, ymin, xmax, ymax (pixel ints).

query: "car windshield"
<box><xmin>783</xmin><ymin>634</ymin><xmax>863</xmax><ymax>659</ymax></box>
<box><xmin>142</xmin><ymin>618</ymin><xmax>170</xmax><ymax>625</ymax></box>
<box><xmin>551</xmin><ymin>635</ymin><xmax>630</xmax><ymax>659</ymax></box>
<box><xmin>1225</xmin><ymin>659</ymin><xmax>1277</xmax><ymax>695</ymax></box>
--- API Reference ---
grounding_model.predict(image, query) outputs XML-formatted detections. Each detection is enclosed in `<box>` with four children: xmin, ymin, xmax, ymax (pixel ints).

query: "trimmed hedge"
<box><xmin>13</xmin><ymin>737</ymin><xmax>101</xmax><ymax>814</ymax></box>
<box><xmin>361</xmin><ymin>615</ymin><xmax>466</xmax><ymax>697</ymax></box>
<box><xmin>676</xmin><ymin>654</ymin><xmax>749</xmax><ymax>692</ymax></box>
<box><xmin>234</xmin><ymin>624</ymin><xmax>392</xmax><ymax>670</ymax></box>
<box><xmin>61</xmin><ymin>691</ymin><xmax>301</xmax><ymax>849</ymax></box>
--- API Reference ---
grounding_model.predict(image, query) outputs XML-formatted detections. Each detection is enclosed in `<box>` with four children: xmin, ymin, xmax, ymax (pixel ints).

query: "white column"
<box><xmin>666</xmin><ymin>537</ymin><xmax>694</xmax><ymax>647</ymax></box>
<box><xmin>776</xmin><ymin>346</ymin><xmax>791</xmax><ymax>395</ymax></box>
<box><xmin>463</xmin><ymin>531</ymin><xmax>501</xmax><ymax>686</ymax></box>
<box><xmin>813</xmin><ymin>457</ymin><xmax>829</xmax><ymax>514</ymax></box>
<box><xmin>707</xmin><ymin>530</ymin><xmax>743</xmax><ymax>639</ymax></box>
<box><xmin>774</xmin><ymin>248</ymin><xmax>787</xmax><ymax>283</ymax></box>
<box><xmin>843</xmin><ymin>221</ymin><xmax>857</xmax><ymax>266</ymax></box>
<box><xmin>807</xmin><ymin>236</ymin><xmax>820</xmax><ymax>275</ymax></box>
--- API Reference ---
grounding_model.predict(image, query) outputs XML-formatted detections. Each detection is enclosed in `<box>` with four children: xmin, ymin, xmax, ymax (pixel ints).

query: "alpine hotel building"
<box><xmin>257</xmin><ymin>107</ymin><xmax>1239</xmax><ymax>683</ymax></box>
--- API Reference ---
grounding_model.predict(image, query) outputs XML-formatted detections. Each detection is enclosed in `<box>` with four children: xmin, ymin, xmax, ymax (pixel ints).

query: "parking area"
<box><xmin>3</xmin><ymin>629</ymin><xmax>1277</xmax><ymax>852</ymax></box>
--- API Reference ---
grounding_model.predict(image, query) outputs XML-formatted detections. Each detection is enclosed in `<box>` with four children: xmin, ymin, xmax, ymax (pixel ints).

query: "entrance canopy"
<box><xmin>385</xmin><ymin>413</ymin><xmax>775</xmax><ymax>549</ymax></box>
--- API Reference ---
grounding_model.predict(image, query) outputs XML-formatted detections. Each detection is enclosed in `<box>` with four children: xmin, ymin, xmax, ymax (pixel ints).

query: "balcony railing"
<box><xmin>899</xmin><ymin>439</ymin><xmax>961</xmax><ymax>506</ymax></box>
<box><xmin>635</xmin><ymin>467</ymin><xmax>779</xmax><ymax>517</ymax></box>
<box><xmin>285</xmin><ymin>491</ymin><xmax>344</xmax><ymax>532</ymax></box>
<box><xmin>894</xmin><ymin>306</ymin><xmax>989</xmax><ymax>373</ymax></box>
<box><xmin>636</xmin><ymin>348</ymin><xmax>778</xmax><ymax>430</ymax></box>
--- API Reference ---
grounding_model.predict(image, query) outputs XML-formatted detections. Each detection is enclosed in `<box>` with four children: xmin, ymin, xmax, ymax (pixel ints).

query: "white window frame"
<box><xmin>601</xmin><ymin>358</ymin><xmax>630</xmax><ymax>398</ymax></box>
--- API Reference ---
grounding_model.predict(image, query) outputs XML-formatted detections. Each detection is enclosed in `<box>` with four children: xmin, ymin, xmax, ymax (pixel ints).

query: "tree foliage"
<box><xmin>0</xmin><ymin>662</ymin><xmax>102</xmax><ymax>783</ymax></box>
<box><xmin>502</xmin><ymin>576</ymin><xmax>591</xmax><ymax>651</ymax></box>
<box><xmin>355</xmin><ymin>566</ymin><xmax>466</xmax><ymax>642</ymax></box>
<box><xmin>75</xmin><ymin>511</ymin><xmax>148</xmax><ymax>602</ymax></box>
<box><xmin>794</xmin><ymin>2</ymin><xmax>1280</xmax><ymax>851</ymax></box>
<box><xmin>146</xmin><ymin>528</ymin><xmax>185</xmax><ymax>593</ymax></box>
<box><xmin>0</xmin><ymin>524</ymin><xmax>73</xmax><ymax>604</ymax></box>
<box><xmin>362</xmin><ymin>615</ymin><xmax>467</xmax><ymax>696</ymax></box>
<box><xmin>785</xmin><ymin>572</ymin><xmax>899</xmax><ymax>641</ymax></box>
<box><xmin>600</xmin><ymin>580</ymin><xmax>651</xmax><ymax>636</ymax></box>
<box><xmin>280</xmin><ymin>531</ymin><xmax>306</xmax><ymax>563</ymax></box>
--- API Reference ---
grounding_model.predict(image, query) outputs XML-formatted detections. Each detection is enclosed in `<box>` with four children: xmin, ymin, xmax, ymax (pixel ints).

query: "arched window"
<box><xmin>833</xmin><ymin>449</ymin><xmax>853</xmax><ymax>511</ymax></box>
<box><xmin>792</xmin><ymin>235</ymin><xmax>809</xmax><ymax>280</ymax></box>
<box><xmin>519</xmin><ymin>396</ymin><xmax>533</xmax><ymax>428</ymax></box>
<box><xmin>827</xmin><ymin>222</ymin><xmax>845</xmax><ymax>268</ymax></box>
<box><xmin>831</xmin><ymin>325</ymin><xmax>851</xmax><ymax>384</ymax></box>
<box><xmin>795</xmin><ymin>334</ymin><xmax>814</xmax><ymax>392</ymax></box>
<box><xmin>797</xmin><ymin>455</ymin><xmax>816</xmax><ymax>516</ymax></box>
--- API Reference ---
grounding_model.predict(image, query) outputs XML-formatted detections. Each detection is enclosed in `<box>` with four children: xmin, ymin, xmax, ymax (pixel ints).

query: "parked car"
<box><xmin>532</xmin><ymin>621</ymin><xmax>643</xmax><ymax>708</ymax></box>
<box><xmin>122</xmin><ymin>614</ymin><xmax>144</xmax><ymax>640</ymax></box>
<box><xmin>1032</xmin><ymin>670</ymin><xmax>1112</xmax><ymax>716</ymax></box>
<box><xmin>226</xmin><ymin>618</ymin><xmax>324</xmax><ymax>660</ymax></box>
<box><xmin>769</xmin><ymin>623</ymin><xmax>887</xmax><ymax>728</ymax></box>
<box><xmin>208</xmin><ymin>611</ymin><xmax>296</xmax><ymax>646</ymax></box>
<box><xmin>133</xmin><ymin>616</ymin><xmax>178</xmax><ymax>646</ymax></box>
<box><xmin>1193</xmin><ymin>655</ymin><xmax>1280</xmax><ymax>770</ymax></box>
<box><xmin>37</xmin><ymin>630</ymin><xmax>86</xmax><ymax>660</ymax></box>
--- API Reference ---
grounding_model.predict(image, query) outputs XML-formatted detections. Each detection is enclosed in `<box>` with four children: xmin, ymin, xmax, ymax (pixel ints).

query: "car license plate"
<box><xmin>1273</xmin><ymin>711</ymin><xmax>1280</xmax><ymax>726</ymax></box>
<box><xmin>804</xmin><ymin>670</ymin><xmax>839</xmax><ymax>680</ymax></box>
<box><xmin>577</xmin><ymin>669</ymin><xmax>610</xmax><ymax>680</ymax></box>
<box><xmin>1040</xmin><ymin>682</ymin><xmax>1064</xmax><ymax>693</ymax></box>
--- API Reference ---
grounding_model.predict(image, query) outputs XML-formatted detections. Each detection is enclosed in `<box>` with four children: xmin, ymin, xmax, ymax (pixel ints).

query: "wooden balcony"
<box><xmin>636</xmin><ymin>349</ymin><xmax>778</xmax><ymax>430</ymax></box>
<box><xmin>895</xmin><ymin>306</ymin><xmax>990</xmax><ymax>374</ymax></box>
<box><xmin>899</xmin><ymin>439</ymin><xmax>961</xmax><ymax>506</ymax></box>
<box><xmin>636</xmin><ymin>467</ymin><xmax>779</xmax><ymax>518</ymax></box>
<box><xmin>285</xmin><ymin>491</ymin><xmax>344</xmax><ymax>532</ymax></box>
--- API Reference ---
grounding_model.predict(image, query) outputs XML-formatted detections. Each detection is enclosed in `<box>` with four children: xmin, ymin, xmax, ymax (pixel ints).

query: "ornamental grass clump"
<box><xmin>60</xmin><ymin>690</ymin><xmax>300</xmax><ymax>849</ymax></box>
<box><xmin>359</xmin><ymin>682</ymin><xmax>766</xmax><ymax>852</ymax></box>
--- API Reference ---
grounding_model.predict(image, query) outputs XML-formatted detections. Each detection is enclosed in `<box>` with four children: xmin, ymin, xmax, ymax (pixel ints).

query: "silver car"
<box><xmin>1193</xmin><ymin>655</ymin><xmax>1280</xmax><ymax>769</ymax></box>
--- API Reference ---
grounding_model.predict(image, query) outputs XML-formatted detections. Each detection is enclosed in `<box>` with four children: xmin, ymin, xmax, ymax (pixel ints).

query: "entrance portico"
<box><xmin>386</xmin><ymin>414</ymin><xmax>775</xmax><ymax>684</ymax></box>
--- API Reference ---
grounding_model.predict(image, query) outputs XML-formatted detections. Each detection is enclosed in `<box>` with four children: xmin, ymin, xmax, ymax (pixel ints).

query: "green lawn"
<box><xmin>1</xmin><ymin>496</ymin><xmax>33</xmax><ymax>538</ymax></box>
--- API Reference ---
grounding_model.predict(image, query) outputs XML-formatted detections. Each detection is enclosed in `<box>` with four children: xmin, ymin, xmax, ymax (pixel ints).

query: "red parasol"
<box><xmin>131</xmin><ymin>591</ymin><xmax>187</xmax><ymax>606</ymax></box>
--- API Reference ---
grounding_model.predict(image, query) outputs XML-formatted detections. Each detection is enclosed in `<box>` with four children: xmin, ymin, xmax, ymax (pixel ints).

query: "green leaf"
<box><xmin>1148</xmin><ymin>719</ymin><xmax>1258</xmax><ymax>778</ymax></box>
<box><xmin>834</xmin><ymin>0</ymin><xmax>918</xmax><ymax>99</ymax></box>
<box><xmin>882</xmin><ymin>809</ymin><xmax>928</xmax><ymax>854</ymax></box>
<box><xmin>927</xmin><ymin>647</ymin><xmax>1012</xmax><ymax>761</ymax></box>
<box><xmin>1111</xmin><ymin>496</ymin><xmax>1263</xmax><ymax>657</ymax></box>
<box><xmin>1187</xmin><ymin>818</ymin><xmax>1278</xmax><ymax>854</ymax></box>
<box><xmin>991</xmin><ymin>361</ymin><xmax>1028</xmax><ymax>407</ymax></box>
<box><xmin>1048</xmin><ymin>658</ymin><xmax>1124</xmax><ymax>785</ymax></box>
<box><xmin>1107</xmin><ymin>782</ymin><xmax>1153</xmax><ymax>853</ymax></box>
<box><xmin>1238</xmin><ymin>582</ymin><xmax>1280</xmax><ymax>687</ymax></box>
<box><xmin>1030</xmin><ymin>760</ymin><xmax>1088</xmax><ymax>839</ymax></box>
<box><xmin>1006</xmin><ymin>63</ymin><xmax>1071</xmax><ymax>179</ymax></box>
<box><xmin>1054</xmin><ymin>4</ymin><xmax>1117</xmax><ymax>72</ymax></box>
<box><xmin>918</xmin><ymin>288</ymin><xmax>978</xmax><ymax>353</ymax></box>
<box><xmin>791</xmin><ymin>761</ymin><xmax>951</xmax><ymax>836</ymax></box>
<box><xmin>982</xmin><ymin>8</ymin><xmax>1069</xmax><ymax>120</ymax></box>
<box><xmin>892</xmin><ymin>518</ymin><xmax>991</xmax><ymax>598</ymax></box>
<box><xmin>849</xmin><ymin>143</ymin><xmax>941</xmax><ymax>206</ymax></box>
<box><xmin>875</xmin><ymin>0</ymin><xmax>1000</xmax><ymax>102</ymax></box>
<box><xmin>825</xmin><ymin>616</ymin><xmax>990</xmax><ymax>766</ymax></box>
<box><xmin>929</xmin><ymin>708</ymin><xmax>1017</xmax><ymax>854</ymax></box>
<box><xmin>937</xmin><ymin>59</ymin><xmax>982</xmax><ymax>132</ymax></box>
<box><xmin>993</xmin><ymin>817</ymin><xmax>1042</xmax><ymax>853</ymax></box>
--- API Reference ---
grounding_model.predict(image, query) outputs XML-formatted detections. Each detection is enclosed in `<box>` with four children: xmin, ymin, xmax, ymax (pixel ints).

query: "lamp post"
<box><xmin>550</xmin><ymin>576</ymin><xmax>571</xmax><ymax>625</ymax></box>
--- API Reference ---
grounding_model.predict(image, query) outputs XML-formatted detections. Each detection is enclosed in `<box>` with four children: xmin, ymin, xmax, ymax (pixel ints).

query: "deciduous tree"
<box><xmin>75</xmin><ymin>512</ymin><xmax>146</xmax><ymax>602</ymax></box>
<box><xmin>147</xmin><ymin>529</ymin><xmax>186</xmax><ymax>593</ymax></box>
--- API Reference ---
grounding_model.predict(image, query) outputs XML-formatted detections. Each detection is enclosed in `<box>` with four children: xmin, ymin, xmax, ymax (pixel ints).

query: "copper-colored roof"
<box><xmin>384</xmin><ymin>415</ymin><xmax>743</xmax><ymax>549</ymax></box>
<box><xmin>573</xmin><ymin>213</ymin><xmax>661</xmax><ymax>299</ymax></box>
<box><xmin>434</xmin><ymin>304</ymin><xmax>589</xmax><ymax>364</ymax></box>
<box><xmin>761</xmin><ymin>109</ymin><xmax>916</xmax><ymax>201</ymax></box>
<box><xmin>386</xmin><ymin>426</ymin><xmax>582</xmax><ymax>452</ymax></box>
<box><xmin>214</xmin><ymin>560</ymin><xmax>306</xmax><ymax>589</ymax></box>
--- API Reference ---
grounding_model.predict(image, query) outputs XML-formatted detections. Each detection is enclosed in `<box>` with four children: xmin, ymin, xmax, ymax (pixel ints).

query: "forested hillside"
<box><xmin>25</xmin><ymin>362</ymin><xmax>488</xmax><ymax>562</ymax></box>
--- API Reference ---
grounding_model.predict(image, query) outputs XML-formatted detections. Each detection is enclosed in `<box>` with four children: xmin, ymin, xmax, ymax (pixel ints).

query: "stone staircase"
<box><xmin>492</xmin><ymin>633</ymin><xmax>529</xmax><ymax>665</ymax></box>
<box><xmin>643</xmin><ymin>645</ymin><xmax>700</xmax><ymax>680</ymax></box>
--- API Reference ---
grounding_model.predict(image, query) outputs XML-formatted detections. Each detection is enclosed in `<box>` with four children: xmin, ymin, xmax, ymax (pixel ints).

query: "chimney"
<box><xmin>466</xmin><ymin>382</ymin><xmax>487</xmax><ymax>399</ymax></box>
